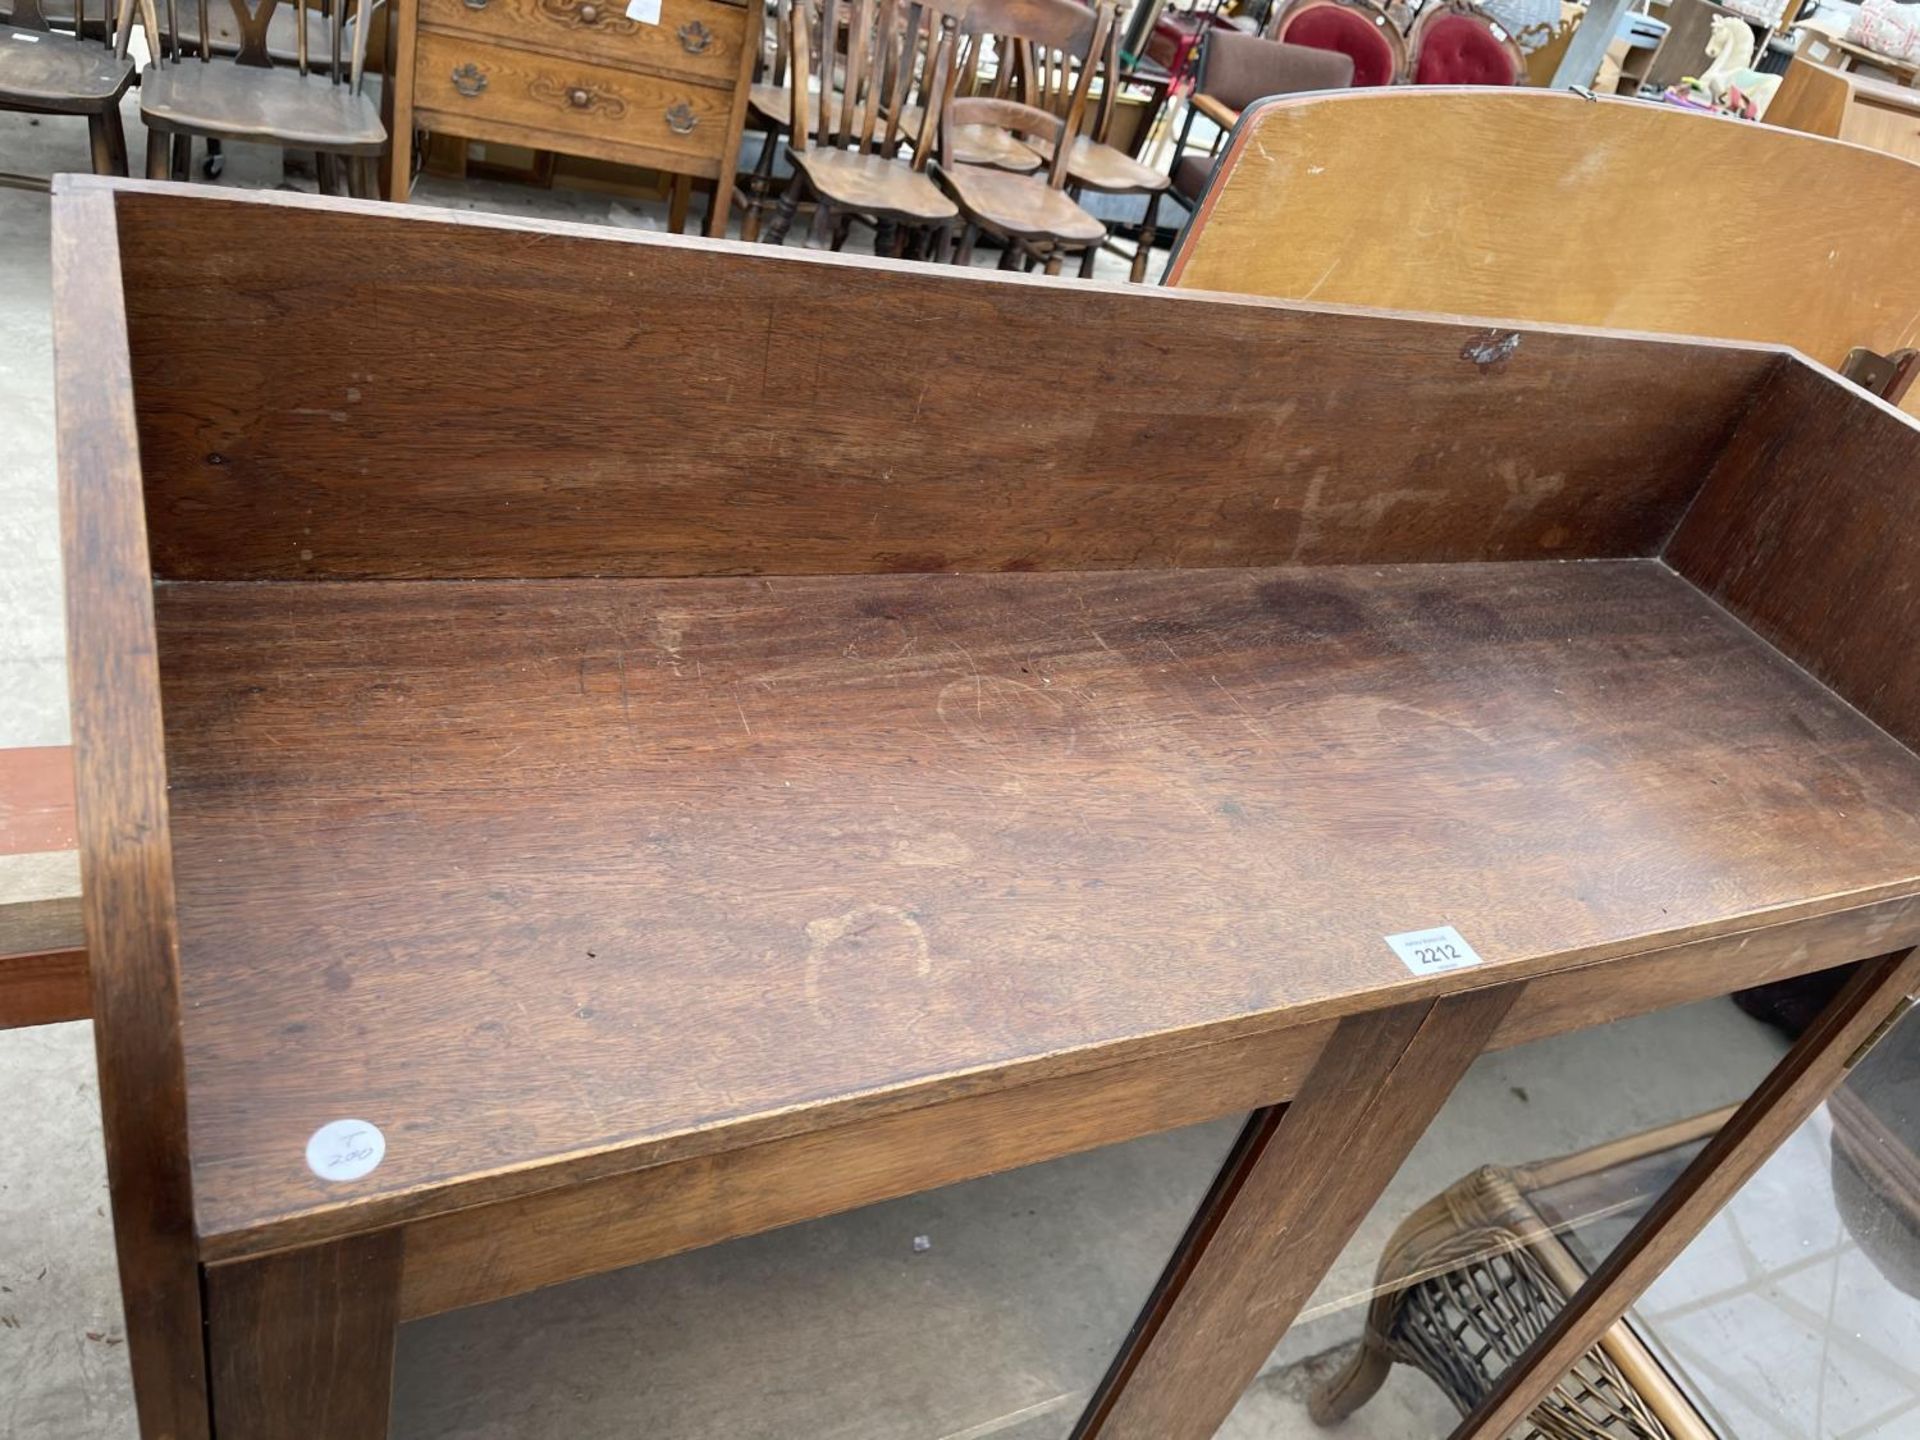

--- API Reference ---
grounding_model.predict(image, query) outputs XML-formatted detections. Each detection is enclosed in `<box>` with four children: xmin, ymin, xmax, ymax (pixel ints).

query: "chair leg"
<box><xmin>834</xmin><ymin>214</ymin><xmax>857</xmax><ymax>252</ymax></box>
<box><xmin>1131</xmin><ymin>190</ymin><xmax>1164</xmax><ymax>284</ymax></box>
<box><xmin>932</xmin><ymin>221</ymin><xmax>955</xmax><ymax>264</ymax></box>
<box><xmin>955</xmin><ymin>222</ymin><xmax>978</xmax><ymax>265</ymax></box>
<box><xmin>146</xmin><ymin>129</ymin><xmax>171</xmax><ymax>181</ymax></box>
<box><xmin>1044</xmin><ymin>252</ymin><xmax>1063</xmax><ymax>277</ymax></box>
<box><xmin>997</xmin><ymin>242</ymin><xmax>1019</xmax><ymax>271</ymax></box>
<box><xmin>1079</xmin><ymin>243</ymin><xmax>1098</xmax><ymax>279</ymax></box>
<box><xmin>764</xmin><ymin>172</ymin><xmax>804</xmax><ymax>245</ymax></box>
<box><xmin>740</xmin><ymin>125</ymin><xmax>780</xmax><ymax>244</ymax></box>
<box><xmin>87</xmin><ymin>114</ymin><xmax>113</xmax><ymax>176</ymax></box>
<box><xmin>348</xmin><ymin>156</ymin><xmax>379</xmax><ymax>199</ymax></box>
<box><xmin>318</xmin><ymin>152</ymin><xmax>343</xmax><ymax>195</ymax></box>
<box><xmin>170</xmin><ymin>134</ymin><xmax>191</xmax><ymax>183</ymax></box>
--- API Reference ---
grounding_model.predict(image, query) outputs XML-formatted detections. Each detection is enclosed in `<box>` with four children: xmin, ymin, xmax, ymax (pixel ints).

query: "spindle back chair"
<box><xmin>764</xmin><ymin>0</ymin><xmax>962</xmax><ymax>255</ymax></box>
<box><xmin>0</xmin><ymin>0</ymin><xmax>135</xmax><ymax>187</ymax></box>
<box><xmin>137</xmin><ymin>0</ymin><xmax>384</xmax><ymax>194</ymax></box>
<box><xmin>935</xmin><ymin>0</ymin><xmax>1109</xmax><ymax>274</ymax></box>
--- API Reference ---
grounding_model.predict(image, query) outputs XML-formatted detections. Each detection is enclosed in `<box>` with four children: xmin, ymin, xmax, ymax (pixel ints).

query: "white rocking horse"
<box><xmin>1695</xmin><ymin>14</ymin><xmax>1783</xmax><ymax>114</ymax></box>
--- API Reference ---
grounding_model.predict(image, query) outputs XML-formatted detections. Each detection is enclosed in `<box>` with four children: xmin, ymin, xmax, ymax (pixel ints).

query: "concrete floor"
<box><xmin>0</xmin><ymin>98</ymin><xmax>1799</xmax><ymax>1440</ymax></box>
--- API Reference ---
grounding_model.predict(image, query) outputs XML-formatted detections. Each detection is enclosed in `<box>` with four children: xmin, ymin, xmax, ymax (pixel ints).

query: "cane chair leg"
<box><xmin>1308</xmin><ymin>1335</ymin><xmax>1397</xmax><ymax>1424</ymax></box>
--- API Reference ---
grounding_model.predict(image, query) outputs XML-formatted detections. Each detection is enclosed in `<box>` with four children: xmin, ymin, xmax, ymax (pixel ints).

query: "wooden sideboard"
<box><xmin>387</xmin><ymin>0</ymin><xmax>755</xmax><ymax>234</ymax></box>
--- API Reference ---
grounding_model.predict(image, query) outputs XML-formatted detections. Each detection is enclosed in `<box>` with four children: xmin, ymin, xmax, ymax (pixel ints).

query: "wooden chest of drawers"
<box><xmin>388</xmin><ymin>0</ymin><xmax>754</xmax><ymax>235</ymax></box>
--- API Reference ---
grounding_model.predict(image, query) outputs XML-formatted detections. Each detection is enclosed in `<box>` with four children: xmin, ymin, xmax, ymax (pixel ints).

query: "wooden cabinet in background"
<box><xmin>1768</xmin><ymin>54</ymin><xmax>1920</xmax><ymax>166</ymax></box>
<box><xmin>388</xmin><ymin>0</ymin><xmax>754</xmax><ymax>234</ymax></box>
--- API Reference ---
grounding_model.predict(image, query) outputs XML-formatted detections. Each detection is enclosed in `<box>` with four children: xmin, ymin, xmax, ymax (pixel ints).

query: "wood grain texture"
<box><xmin>51</xmin><ymin>180</ymin><xmax>208</xmax><ymax>1440</ymax></box>
<box><xmin>411</xmin><ymin>31</ymin><xmax>735</xmax><ymax>167</ymax></box>
<box><xmin>1450</xmin><ymin>947</ymin><xmax>1920</xmax><ymax>1440</ymax></box>
<box><xmin>204</xmin><ymin>1230</ymin><xmax>403</xmax><ymax>1440</ymax></box>
<box><xmin>152</xmin><ymin>560</ymin><xmax>1920</xmax><ymax>1254</ymax></box>
<box><xmin>398</xmin><ymin>1016</ymin><xmax>1335</xmax><ymax>1317</ymax></box>
<box><xmin>1667</xmin><ymin>356</ymin><xmax>1920</xmax><ymax>754</ymax></box>
<box><xmin>1074</xmin><ymin>987</ymin><xmax>1520</xmax><ymax>1440</ymax></box>
<box><xmin>0</xmin><ymin>943</ymin><xmax>88</xmax><ymax>1029</ymax></box>
<box><xmin>0</xmin><ymin>745</ymin><xmax>76</xmax><ymax>854</ymax></box>
<box><xmin>98</xmin><ymin>182</ymin><xmax>1775</xmax><ymax>580</ymax></box>
<box><xmin>1168</xmin><ymin>88</ymin><xmax>1920</xmax><ymax>417</ymax></box>
<box><xmin>416</xmin><ymin>0</ymin><xmax>747</xmax><ymax>88</ymax></box>
<box><xmin>394</xmin><ymin>891</ymin><xmax>1920</xmax><ymax>1317</ymax></box>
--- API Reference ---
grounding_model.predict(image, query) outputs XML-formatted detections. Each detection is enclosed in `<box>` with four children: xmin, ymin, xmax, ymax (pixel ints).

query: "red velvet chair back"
<box><xmin>1410</xmin><ymin>3</ymin><xmax>1523</xmax><ymax>85</ymax></box>
<box><xmin>1271</xmin><ymin>0</ymin><xmax>1406</xmax><ymax>87</ymax></box>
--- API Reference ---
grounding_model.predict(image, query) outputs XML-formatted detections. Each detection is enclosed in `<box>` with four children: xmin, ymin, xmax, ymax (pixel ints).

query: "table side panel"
<box><xmin>105</xmin><ymin>187</ymin><xmax>1773</xmax><ymax>579</ymax></box>
<box><xmin>1666</xmin><ymin>356</ymin><xmax>1920</xmax><ymax>755</ymax></box>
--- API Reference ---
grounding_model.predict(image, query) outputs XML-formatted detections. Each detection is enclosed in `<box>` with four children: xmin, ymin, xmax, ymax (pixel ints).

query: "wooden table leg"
<box><xmin>1071</xmin><ymin>985</ymin><xmax>1521</xmax><ymax>1440</ymax></box>
<box><xmin>668</xmin><ymin>173</ymin><xmax>693</xmax><ymax>235</ymax></box>
<box><xmin>206</xmin><ymin>1231</ymin><xmax>405</xmax><ymax>1440</ymax></box>
<box><xmin>1447</xmin><ymin>947</ymin><xmax>1920</xmax><ymax>1440</ymax></box>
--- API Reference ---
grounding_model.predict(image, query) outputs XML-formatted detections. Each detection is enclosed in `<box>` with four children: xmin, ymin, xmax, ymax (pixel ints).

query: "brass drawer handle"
<box><xmin>451</xmin><ymin>62</ymin><xmax>487</xmax><ymax>96</ymax></box>
<box><xmin>665</xmin><ymin>100</ymin><xmax>698</xmax><ymax>133</ymax></box>
<box><xmin>678</xmin><ymin>18</ymin><xmax>711</xmax><ymax>51</ymax></box>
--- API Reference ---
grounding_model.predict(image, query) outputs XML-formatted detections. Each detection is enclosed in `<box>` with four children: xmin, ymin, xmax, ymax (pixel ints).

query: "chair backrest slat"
<box><xmin>946</xmin><ymin>0</ymin><xmax>1107</xmax><ymax>191</ymax></box>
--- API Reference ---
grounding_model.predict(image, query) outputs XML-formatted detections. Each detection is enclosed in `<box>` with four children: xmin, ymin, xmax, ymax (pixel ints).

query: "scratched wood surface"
<box><xmin>1669</xmin><ymin>357</ymin><xmax>1920</xmax><ymax>755</ymax></box>
<box><xmin>153</xmin><ymin>559</ymin><xmax>1920</xmax><ymax>1249</ymax></box>
<box><xmin>97</xmin><ymin>182</ymin><xmax>1778</xmax><ymax>581</ymax></box>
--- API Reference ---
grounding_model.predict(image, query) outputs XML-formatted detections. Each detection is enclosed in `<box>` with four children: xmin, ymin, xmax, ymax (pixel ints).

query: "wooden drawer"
<box><xmin>416</xmin><ymin>0</ymin><xmax>744</xmax><ymax>89</ymax></box>
<box><xmin>413</xmin><ymin>30</ymin><xmax>735</xmax><ymax>168</ymax></box>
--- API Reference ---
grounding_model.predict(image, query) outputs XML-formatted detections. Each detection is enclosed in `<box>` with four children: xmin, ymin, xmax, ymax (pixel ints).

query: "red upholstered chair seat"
<box><xmin>1281</xmin><ymin>6</ymin><xmax>1398</xmax><ymax>87</ymax></box>
<box><xmin>1413</xmin><ymin>12</ymin><xmax>1517</xmax><ymax>84</ymax></box>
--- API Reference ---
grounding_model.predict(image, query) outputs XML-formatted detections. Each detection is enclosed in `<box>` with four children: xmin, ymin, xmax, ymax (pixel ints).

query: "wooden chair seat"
<box><xmin>898</xmin><ymin>102</ymin><xmax>1042</xmax><ymax>170</ymax></box>
<box><xmin>141</xmin><ymin>60</ymin><xmax>385</xmax><ymax>152</ymax></box>
<box><xmin>1027</xmin><ymin>131</ymin><xmax>1169</xmax><ymax>193</ymax></box>
<box><xmin>938</xmin><ymin>160</ymin><xmax>1105</xmax><ymax>243</ymax></box>
<box><xmin>792</xmin><ymin>144</ymin><xmax>957</xmax><ymax>220</ymax></box>
<box><xmin>749</xmin><ymin>78</ymin><xmax>824</xmax><ymax>127</ymax></box>
<box><xmin>0</xmin><ymin>23</ymin><xmax>132</xmax><ymax>108</ymax></box>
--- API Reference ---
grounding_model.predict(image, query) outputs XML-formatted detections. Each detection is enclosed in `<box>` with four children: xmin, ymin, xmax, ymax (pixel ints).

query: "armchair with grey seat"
<box><xmin>1167</xmin><ymin>31</ymin><xmax>1351</xmax><ymax>212</ymax></box>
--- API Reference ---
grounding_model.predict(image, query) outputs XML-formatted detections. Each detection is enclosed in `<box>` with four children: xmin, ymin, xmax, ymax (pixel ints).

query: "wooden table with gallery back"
<box><xmin>386</xmin><ymin>0</ymin><xmax>755</xmax><ymax>232</ymax></box>
<box><xmin>50</xmin><ymin>177</ymin><xmax>1920</xmax><ymax>1440</ymax></box>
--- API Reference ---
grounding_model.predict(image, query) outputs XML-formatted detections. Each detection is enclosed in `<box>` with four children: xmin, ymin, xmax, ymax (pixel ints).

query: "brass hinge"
<box><xmin>1845</xmin><ymin>993</ymin><xmax>1915</xmax><ymax>1071</ymax></box>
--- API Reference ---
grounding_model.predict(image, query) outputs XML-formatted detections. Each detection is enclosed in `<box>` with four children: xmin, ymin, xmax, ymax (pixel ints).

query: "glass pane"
<box><xmin>1624</xmin><ymin>995</ymin><xmax>1920</xmax><ymax>1440</ymax></box>
<box><xmin>392</xmin><ymin>1117</ymin><xmax>1243</xmax><ymax>1439</ymax></box>
<box><xmin>1226</xmin><ymin>984</ymin><xmax>1804</xmax><ymax>1437</ymax></box>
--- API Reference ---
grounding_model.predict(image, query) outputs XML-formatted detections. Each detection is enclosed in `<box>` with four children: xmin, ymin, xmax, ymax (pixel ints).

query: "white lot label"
<box><xmin>625</xmin><ymin>0</ymin><xmax>661</xmax><ymax>22</ymax></box>
<box><xmin>1384</xmin><ymin>925</ymin><xmax>1483</xmax><ymax>977</ymax></box>
<box><xmin>306</xmin><ymin>1119</ymin><xmax>386</xmax><ymax>1182</ymax></box>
